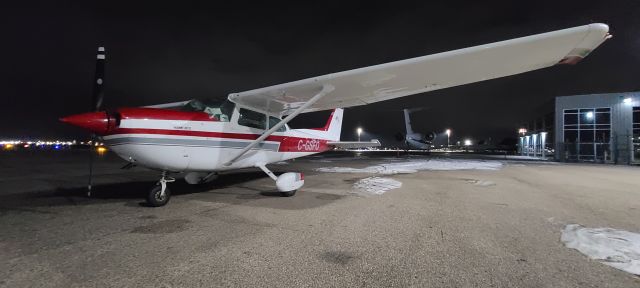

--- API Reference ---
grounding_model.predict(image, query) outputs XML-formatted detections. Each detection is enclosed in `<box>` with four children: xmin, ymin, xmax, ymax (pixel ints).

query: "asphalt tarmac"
<box><xmin>1</xmin><ymin>150</ymin><xmax>639</xmax><ymax>287</ymax></box>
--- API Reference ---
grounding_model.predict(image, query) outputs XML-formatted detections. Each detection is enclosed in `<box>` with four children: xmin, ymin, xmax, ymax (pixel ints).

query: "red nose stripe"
<box><xmin>60</xmin><ymin>111</ymin><xmax>109</xmax><ymax>134</ymax></box>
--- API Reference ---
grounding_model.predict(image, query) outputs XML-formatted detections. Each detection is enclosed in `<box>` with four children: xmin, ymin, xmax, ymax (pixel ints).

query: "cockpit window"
<box><xmin>269</xmin><ymin>116</ymin><xmax>286</xmax><ymax>132</ymax></box>
<box><xmin>182</xmin><ymin>99</ymin><xmax>235</xmax><ymax>122</ymax></box>
<box><xmin>238</xmin><ymin>108</ymin><xmax>266</xmax><ymax>130</ymax></box>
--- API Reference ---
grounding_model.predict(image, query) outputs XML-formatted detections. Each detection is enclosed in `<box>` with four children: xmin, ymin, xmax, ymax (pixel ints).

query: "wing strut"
<box><xmin>224</xmin><ymin>84</ymin><xmax>335</xmax><ymax>166</ymax></box>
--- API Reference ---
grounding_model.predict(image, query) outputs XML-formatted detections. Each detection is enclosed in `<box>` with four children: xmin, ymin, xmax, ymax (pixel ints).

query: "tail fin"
<box><xmin>312</xmin><ymin>108</ymin><xmax>343</xmax><ymax>141</ymax></box>
<box><xmin>403</xmin><ymin>109</ymin><xmax>414</xmax><ymax>135</ymax></box>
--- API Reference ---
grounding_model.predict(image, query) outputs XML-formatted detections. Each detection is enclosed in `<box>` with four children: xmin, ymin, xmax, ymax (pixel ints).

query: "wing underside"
<box><xmin>228</xmin><ymin>23</ymin><xmax>610</xmax><ymax>116</ymax></box>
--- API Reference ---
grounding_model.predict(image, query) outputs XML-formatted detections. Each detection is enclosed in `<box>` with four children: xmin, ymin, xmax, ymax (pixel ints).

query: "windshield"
<box><xmin>181</xmin><ymin>99</ymin><xmax>235</xmax><ymax>122</ymax></box>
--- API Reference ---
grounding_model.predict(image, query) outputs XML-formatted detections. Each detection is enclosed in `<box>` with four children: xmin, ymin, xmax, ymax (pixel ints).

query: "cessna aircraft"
<box><xmin>61</xmin><ymin>23</ymin><xmax>610</xmax><ymax>207</ymax></box>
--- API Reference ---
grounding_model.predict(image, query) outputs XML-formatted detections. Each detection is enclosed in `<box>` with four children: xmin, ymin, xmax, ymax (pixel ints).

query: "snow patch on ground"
<box><xmin>352</xmin><ymin>177</ymin><xmax>402</xmax><ymax>195</ymax></box>
<box><xmin>561</xmin><ymin>224</ymin><xmax>640</xmax><ymax>275</ymax></box>
<box><xmin>465</xmin><ymin>179</ymin><xmax>496</xmax><ymax>186</ymax></box>
<box><xmin>316</xmin><ymin>159</ymin><xmax>503</xmax><ymax>175</ymax></box>
<box><xmin>483</xmin><ymin>155</ymin><xmax>549</xmax><ymax>160</ymax></box>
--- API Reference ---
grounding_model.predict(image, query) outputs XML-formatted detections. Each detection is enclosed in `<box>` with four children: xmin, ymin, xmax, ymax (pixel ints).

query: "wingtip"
<box><xmin>589</xmin><ymin>23</ymin><xmax>612</xmax><ymax>40</ymax></box>
<box><xmin>590</xmin><ymin>23</ymin><xmax>609</xmax><ymax>33</ymax></box>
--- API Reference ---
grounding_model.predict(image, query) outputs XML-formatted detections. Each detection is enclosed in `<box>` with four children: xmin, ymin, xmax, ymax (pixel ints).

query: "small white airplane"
<box><xmin>61</xmin><ymin>24</ymin><xmax>610</xmax><ymax>206</ymax></box>
<box><xmin>401</xmin><ymin>108</ymin><xmax>436</xmax><ymax>150</ymax></box>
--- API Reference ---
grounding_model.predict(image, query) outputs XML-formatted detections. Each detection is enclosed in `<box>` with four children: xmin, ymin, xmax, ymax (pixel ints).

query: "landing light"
<box><xmin>464</xmin><ymin>139</ymin><xmax>472</xmax><ymax>146</ymax></box>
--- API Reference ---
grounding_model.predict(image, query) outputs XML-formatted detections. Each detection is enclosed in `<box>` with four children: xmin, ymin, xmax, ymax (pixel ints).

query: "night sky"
<box><xmin>3</xmin><ymin>1</ymin><xmax>640</xmax><ymax>145</ymax></box>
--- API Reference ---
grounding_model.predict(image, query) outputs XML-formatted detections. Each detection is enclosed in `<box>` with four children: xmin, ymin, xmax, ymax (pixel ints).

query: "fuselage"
<box><xmin>405</xmin><ymin>133</ymin><xmax>430</xmax><ymax>150</ymax></box>
<box><xmin>62</xmin><ymin>103</ymin><xmax>342</xmax><ymax>172</ymax></box>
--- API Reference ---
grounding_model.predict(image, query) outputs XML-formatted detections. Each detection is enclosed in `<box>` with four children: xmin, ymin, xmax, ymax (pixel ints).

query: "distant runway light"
<box><xmin>97</xmin><ymin>146</ymin><xmax>108</xmax><ymax>154</ymax></box>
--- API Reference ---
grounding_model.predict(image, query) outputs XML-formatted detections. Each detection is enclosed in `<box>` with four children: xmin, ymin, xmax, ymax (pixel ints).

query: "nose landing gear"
<box><xmin>146</xmin><ymin>171</ymin><xmax>175</xmax><ymax>207</ymax></box>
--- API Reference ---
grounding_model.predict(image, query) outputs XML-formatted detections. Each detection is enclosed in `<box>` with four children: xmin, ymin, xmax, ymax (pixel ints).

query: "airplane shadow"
<box><xmin>0</xmin><ymin>171</ymin><xmax>345</xmax><ymax>211</ymax></box>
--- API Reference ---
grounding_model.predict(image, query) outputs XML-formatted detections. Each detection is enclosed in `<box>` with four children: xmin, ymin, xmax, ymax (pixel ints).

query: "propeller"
<box><xmin>87</xmin><ymin>47</ymin><xmax>106</xmax><ymax>196</ymax></box>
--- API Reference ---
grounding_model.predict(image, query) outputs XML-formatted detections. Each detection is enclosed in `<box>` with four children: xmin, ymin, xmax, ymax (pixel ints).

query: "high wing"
<box><xmin>144</xmin><ymin>100</ymin><xmax>192</xmax><ymax>109</ymax></box>
<box><xmin>328</xmin><ymin>140</ymin><xmax>381</xmax><ymax>149</ymax></box>
<box><xmin>228</xmin><ymin>23</ymin><xmax>610</xmax><ymax>116</ymax></box>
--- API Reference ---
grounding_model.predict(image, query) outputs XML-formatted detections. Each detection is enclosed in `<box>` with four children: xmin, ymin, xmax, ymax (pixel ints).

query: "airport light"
<box><xmin>518</xmin><ymin>128</ymin><xmax>527</xmax><ymax>135</ymax></box>
<box><xmin>357</xmin><ymin>127</ymin><xmax>363</xmax><ymax>142</ymax></box>
<box><xmin>97</xmin><ymin>146</ymin><xmax>108</xmax><ymax>155</ymax></box>
<box><xmin>445</xmin><ymin>129</ymin><xmax>451</xmax><ymax>149</ymax></box>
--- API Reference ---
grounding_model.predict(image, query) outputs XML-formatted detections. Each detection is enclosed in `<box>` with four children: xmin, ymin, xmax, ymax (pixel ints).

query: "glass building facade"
<box><xmin>633</xmin><ymin>106</ymin><xmax>640</xmax><ymax>162</ymax></box>
<box><xmin>562</xmin><ymin>108</ymin><xmax>611</xmax><ymax>161</ymax></box>
<box><xmin>555</xmin><ymin>92</ymin><xmax>640</xmax><ymax>164</ymax></box>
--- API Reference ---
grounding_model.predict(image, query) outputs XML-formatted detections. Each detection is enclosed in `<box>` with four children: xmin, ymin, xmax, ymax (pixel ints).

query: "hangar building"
<box><xmin>554</xmin><ymin>91</ymin><xmax>640</xmax><ymax>164</ymax></box>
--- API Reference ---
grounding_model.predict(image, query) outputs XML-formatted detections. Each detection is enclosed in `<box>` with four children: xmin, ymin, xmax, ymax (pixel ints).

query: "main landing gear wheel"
<box><xmin>255</xmin><ymin>163</ymin><xmax>304</xmax><ymax>198</ymax></box>
<box><xmin>280</xmin><ymin>190</ymin><xmax>297</xmax><ymax>197</ymax></box>
<box><xmin>147</xmin><ymin>185</ymin><xmax>171</xmax><ymax>207</ymax></box>
<box><xmin>146</xmin><ymin>171</ymin><xmax>175</xmax><ymax>207</ymax></box>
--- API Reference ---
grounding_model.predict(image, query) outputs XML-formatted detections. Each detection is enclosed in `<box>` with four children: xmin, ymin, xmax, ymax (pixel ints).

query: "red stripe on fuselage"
<box><xmin>107</xmin><ymin>128</ymin><xmax>331</xmax><ymax>152</ymax></box>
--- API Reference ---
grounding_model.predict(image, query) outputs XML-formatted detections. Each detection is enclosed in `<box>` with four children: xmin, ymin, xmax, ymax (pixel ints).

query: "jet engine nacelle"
<box><xmin>276</xmin><ymin>172</ymin><xmax>304</xmax><ymax>192</ymax></box>
<box><xmin>184</xmin><ymin>172</ymin><xmax>218</xmax><ymax>185</ymax></box>
<box><xmin>425</xmin><ymin>132</ymin><xmax>437</xmax><ymax>142</ymax></box>
<box><xmin>407</xmin><ymin>132</ymin><xmax>435</xmax><ymax>143</ymax></box>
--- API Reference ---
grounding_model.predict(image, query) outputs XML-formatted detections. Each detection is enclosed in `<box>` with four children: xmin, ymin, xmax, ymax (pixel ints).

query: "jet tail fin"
<box><xmin>403</xmin><ymin>109</ymin><xmax>414</xmax><ymax>135</ymax></box>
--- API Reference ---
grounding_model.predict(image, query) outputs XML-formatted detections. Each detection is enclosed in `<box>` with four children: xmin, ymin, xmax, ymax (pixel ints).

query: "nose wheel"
<box><xmin>146</xmin><ymin>172</ymin><xmax>174</xmax><ymax>207</ymax></box>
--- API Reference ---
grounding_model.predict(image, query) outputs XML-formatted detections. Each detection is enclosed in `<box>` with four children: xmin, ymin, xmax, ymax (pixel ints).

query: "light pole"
<box><xmin>445</xmin><ymin>129</ymin><xmax>451</xmax><ymax>149</ymax></box>
<box><xmin>357</xmin><ymin>127</ymin><xmax>363</xmax><ymax>142</ymax></box>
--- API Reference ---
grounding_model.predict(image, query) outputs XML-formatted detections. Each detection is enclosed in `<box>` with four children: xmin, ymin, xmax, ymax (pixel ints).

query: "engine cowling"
<box><xmin>425</xmin><ymin>132</ymin><xmax>437</xmax><ymax>142</ymax></box>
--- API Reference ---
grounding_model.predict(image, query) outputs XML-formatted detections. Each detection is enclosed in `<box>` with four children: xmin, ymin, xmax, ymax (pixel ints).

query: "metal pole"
<box><xmin>541</xmin><ymin>132</ymin><xmax>547</xmax><ymax>159</ymax></box>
